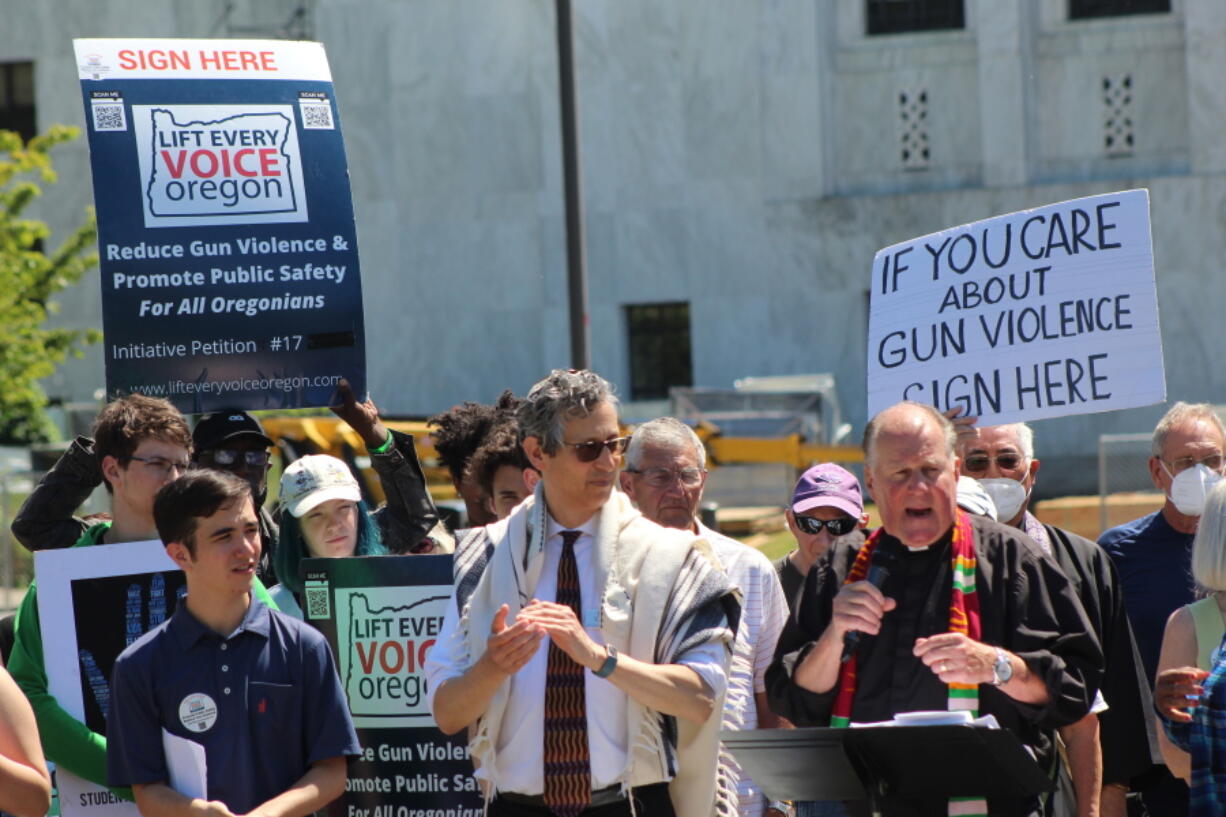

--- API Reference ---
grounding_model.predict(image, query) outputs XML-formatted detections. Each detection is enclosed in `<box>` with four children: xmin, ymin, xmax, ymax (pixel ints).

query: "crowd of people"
<box><xmin>0</xmin><ymin>369</ymin><xmax>1222</xmax><ymax>817</ymax></box>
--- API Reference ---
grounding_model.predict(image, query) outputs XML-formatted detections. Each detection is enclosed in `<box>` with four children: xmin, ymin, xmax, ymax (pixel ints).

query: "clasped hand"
<box><xmin>481</xmin><ymin>601</ymin><xmax>601</xmax><ymax>678</ymax></box>
<box><xmin>833</xmin><ymin>581</ymin><xmax>997</xmax><ymax>684</ymax></box>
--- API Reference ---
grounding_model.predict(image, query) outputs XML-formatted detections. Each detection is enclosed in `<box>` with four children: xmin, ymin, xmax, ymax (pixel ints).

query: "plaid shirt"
<box><xmin>1163</xmin><ymin>634</ymin><xmax>1226</xmax><ymax>816</ymax></box>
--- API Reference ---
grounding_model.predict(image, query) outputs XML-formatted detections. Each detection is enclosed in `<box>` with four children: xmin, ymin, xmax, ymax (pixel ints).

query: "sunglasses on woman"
<box><xmin>795</xmin><ymin>515</ymin><xmax>858</xmax><ymax>536</ymax></box>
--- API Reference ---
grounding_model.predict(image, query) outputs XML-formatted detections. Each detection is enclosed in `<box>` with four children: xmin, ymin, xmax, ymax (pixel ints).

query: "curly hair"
<box><xmin>517</xmin><ymin>370</ymin><xmax>617</xmax><ymax>455</ymax></box>
<box><xmin>465</xmin><ymin>422</ymin><xmax>533</xmax><ymax>500</ymax></box>
<box><xmin>428</xmin><ymin>390</ymin><xmax>521</xmax><ymax>484</ymax></box>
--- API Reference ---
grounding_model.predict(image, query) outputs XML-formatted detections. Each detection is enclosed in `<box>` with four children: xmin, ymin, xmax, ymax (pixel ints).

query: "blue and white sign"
<box><xmin>75</xmin><ymin>38</ymin><xmax>366</xmax><ymax>412</ymax></box>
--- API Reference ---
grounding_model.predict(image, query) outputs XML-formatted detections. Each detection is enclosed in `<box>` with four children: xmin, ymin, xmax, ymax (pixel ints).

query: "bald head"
<box><xmin>862</xmin><ymin>402</ymin><xmax>960</xmax><ymax>548</ymax></box>
<box><xmin>863</xmin><ymin>402</ymin><xmax>956</xmax><ymax>468</ymax></box>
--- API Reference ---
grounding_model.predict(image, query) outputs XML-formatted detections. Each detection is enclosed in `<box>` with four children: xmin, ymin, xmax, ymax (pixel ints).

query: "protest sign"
<box><xmin>73</xmin><ymin>38</ymin><xmax>366</xmax><ymax>412</ymax></box>
<box><xmin>301</xmin><ymin>555</ymin><xmax>482</xmax><ymax>817</ymax></box>
<box><xmin>37</xmin><ymin>540</ymin><xmax>185</xmax><ymax>817</ymax></box>
<box><xmin>867</xmin><ymin>190</ymin><xmax>1165</xmax><ymax>424</ymax></box>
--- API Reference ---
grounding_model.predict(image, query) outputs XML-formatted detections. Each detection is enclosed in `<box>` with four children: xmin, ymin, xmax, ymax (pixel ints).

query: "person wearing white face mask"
<box><xmin>1098</xmin><ymin>402</ymin><xmax>1226</xmax><ymax>817</ymax></box>
<box><xmin>959</xmin><ymin>421</ymin><xmax>1159</xmax><ymax>817</ymax></box>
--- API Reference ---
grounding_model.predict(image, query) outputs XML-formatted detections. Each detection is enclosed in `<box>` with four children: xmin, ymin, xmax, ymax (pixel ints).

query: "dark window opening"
<box><xmin>0</xmin><ymin>62</ymin><xmax>36</xmax><ymax>142</ymax></box>
<box><xmin>625</xmin><ymin>302</ymin><xmax>693</xmax><ymax>401</ymax></box>
<box><xmin>1070</xmin><ymin>0</ymin><xmax>1171</xmax><ymax>19</ymax></box>
<box><xmin>866</xmin><ymin>0</ymin><xmax>965</xmax><ymax>35</ymax></box>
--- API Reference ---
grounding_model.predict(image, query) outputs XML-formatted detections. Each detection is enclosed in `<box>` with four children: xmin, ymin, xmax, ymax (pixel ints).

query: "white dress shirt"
<box><xmin>426</xmin><ymin>513</ymin><xmax>728</xmax><ymax>795</ymax></box>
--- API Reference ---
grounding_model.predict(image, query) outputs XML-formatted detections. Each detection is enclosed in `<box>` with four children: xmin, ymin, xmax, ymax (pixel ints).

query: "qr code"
<box><xmin>91</xmin><ymin>103</ymin><xmax>127</xmax><ymax>132</ymax></box>
<box><xmin>304</xmin><ymin>587</ymin><xmax>331</xmax><ymax>619</ymax></box>
<box><xmin>300</xmin><ymin>103</ymin><xmax>334</xmax><ymax>130</ymax></box>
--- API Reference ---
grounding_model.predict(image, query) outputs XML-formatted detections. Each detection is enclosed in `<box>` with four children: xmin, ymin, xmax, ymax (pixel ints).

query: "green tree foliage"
<box><xmin>0</xmin><ymin>126</ymin><xmax>101</xmax><ymax>444</ymax></box>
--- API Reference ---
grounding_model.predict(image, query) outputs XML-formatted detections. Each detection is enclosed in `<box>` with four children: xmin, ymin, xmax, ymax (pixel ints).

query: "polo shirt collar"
<box><xmin>170</xmin><ymin>595</ymin><xmax>271</xmax><ymax>650</ymax></box>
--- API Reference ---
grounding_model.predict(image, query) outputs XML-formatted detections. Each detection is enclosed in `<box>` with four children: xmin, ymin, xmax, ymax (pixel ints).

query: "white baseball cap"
<box><xmin>279</xmin><ymin>455</ymin><xmax>361</xmax><ymax>518</ymax></box>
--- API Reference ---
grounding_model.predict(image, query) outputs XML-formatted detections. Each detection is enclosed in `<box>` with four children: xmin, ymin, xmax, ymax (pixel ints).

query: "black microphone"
<box><xmin>840</xmin><ymin>545</ymin><xmax>896</xmax><ymax>663</ymax></box>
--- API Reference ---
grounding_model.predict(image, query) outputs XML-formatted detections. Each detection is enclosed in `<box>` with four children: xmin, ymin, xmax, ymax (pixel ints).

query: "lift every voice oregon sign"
<box><xmin>867</xmin><ymin>190</ymin><xmax>1165</xmax><ymax>425</ymax></box>
<box><xmin>74</xmin><ymin>38</ymin><xmax>366</xmax><ymax>412</ymax></box>
<box><xmin>301</xmin><ymin>555</ymin><xmax>483</xmax><ymax>817</ymax></box>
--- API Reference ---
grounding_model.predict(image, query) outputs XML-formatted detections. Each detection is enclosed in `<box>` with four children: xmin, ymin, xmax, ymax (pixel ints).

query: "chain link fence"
<box><xmin>1097</xmin><ymin>432</ymin><xmax>1160</xmax><ymax>533</ymax></box>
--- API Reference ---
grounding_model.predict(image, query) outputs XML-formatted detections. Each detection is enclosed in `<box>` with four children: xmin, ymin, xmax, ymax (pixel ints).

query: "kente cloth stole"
<box><xmin>542</xmin><ymin>530</ymin><xmax>591</xmax><ymax>817</ymax></box>
<box><xmin>829</xmin><ymin>512</ymin><xmax>986</xmax><ymax>817</ymax></box>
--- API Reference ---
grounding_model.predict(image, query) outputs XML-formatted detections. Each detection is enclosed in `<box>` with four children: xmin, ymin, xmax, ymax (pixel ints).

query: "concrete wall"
<box><xmin>1</xmin><ymin>0</ymin><xmax>1221</xmax><ymax>497</ymax></box>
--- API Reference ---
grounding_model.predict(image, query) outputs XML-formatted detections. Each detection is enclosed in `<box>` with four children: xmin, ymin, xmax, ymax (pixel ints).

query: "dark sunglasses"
<box><xmin>203</xmin><ymin>449</ymin><xmax>271</xmax><ymax>468</ymax></box>
<box><xmin>962</xmin><ymin>452</ymin><xmax>1024</xmax><ymax>474</ymax></box>
<box><xmin>562</xmin><ymin>436</ymin><xmax>629</xmax><ymax>463</ymax></box>
<box><xmin>795</xmin><ymin>515</ymin><xmax>857</xmax><ymax>536</ymax></box>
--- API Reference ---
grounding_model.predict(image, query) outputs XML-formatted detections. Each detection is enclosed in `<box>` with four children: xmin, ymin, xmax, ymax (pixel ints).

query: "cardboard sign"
<box><xmin>37</xmin><ymin>541</ymin><xmax>184</xmax><ymax>817</ymax></box>
<box><xmin>867</xmin><ymin>190</ymin><xmax>1165</xmax><ymax>424</ymax></box>
<box><xmin>301</xmin><ymin>555</ymin><xmax>483</xmax><ymax>815</ymax></box>
<box><xmin>74</xmin><ymin>38</ymin><xmax>366</xmax><ymax>412</ymax></box>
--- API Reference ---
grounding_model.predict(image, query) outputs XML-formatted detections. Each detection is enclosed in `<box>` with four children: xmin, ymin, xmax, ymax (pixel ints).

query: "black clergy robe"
<box><xmin>766</xmin><ymin>516</ymin><xmax>1103</xmax><ymax>817</ymax></box>
<box><xmin>1043</xmin><ymin>523</ymin><xmax>1161</xmax><ymax>787</ymax></box>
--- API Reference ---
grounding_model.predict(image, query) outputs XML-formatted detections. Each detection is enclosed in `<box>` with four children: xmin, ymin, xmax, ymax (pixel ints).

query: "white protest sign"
<box><xmin>867</xmin><ymin>189</ymin><xmax>1164</xmax><ymax>424</ymax></box>
<box><xmin>36</xmin><ymin>541</ymin><xmax>181</xmax><ymax>817</ymax></box>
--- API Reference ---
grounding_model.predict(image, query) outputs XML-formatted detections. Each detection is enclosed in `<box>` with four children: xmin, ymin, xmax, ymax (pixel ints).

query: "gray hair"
<box><xmin>1193</xmin><ymin>479</ymin><xmax>1226</xmax><ymax>595</ymax></box>
<box><xmin>863</xmin><ymin>401</ymin><xmax>956</xmax><ymax>465</ymax></box>
<box><xmin>990</xmin><ymin>422</ymin><xmax>1035</xmax><ymax>460</ymax></box>
<box><xmin>1152</xmin><ymin>401</ymin><xmax>1226</xmax><ymax>458</ymax></box>
<box><xmin>516</xmin><ymin>369</ymin><xmax>618</xmax><ymax>454</ymax></box>
<box><xmin>625</xmin><ymin>417</ymin><xmax>707</xmax><ymax>470</ymax></box>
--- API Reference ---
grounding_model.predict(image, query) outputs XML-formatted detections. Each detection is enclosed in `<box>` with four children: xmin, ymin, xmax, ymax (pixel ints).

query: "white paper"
<box><xmin>867</xmin><ymin>189</ymin><xmax>1164</xmax><ymax>424</ymax></box>
<box><xmin>162</xmin><ymin>729</ymin><xmax>207</xmax><ymax>799</ymax></box>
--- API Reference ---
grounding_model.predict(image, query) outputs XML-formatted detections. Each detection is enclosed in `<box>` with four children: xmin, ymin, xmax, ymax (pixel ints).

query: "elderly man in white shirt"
<box><xmin>621</xmin><ymin>417</ymin><xmax>791</xmax><ymax>817</ymax></box>
<box><xmin>426</xmin><ymin>370</ymin><xmax>738</xmax><ymax>817</ymax></box>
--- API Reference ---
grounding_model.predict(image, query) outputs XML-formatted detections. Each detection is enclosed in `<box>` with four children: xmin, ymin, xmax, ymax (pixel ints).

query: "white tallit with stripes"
<box><xmin>450</xmin><ymin>484</ymin><xmax>739</xmax><ymax>817</ymax></box>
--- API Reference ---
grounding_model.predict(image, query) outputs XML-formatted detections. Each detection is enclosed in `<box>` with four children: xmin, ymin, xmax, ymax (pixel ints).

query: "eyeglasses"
<box><xmin>204</xmin><ymin>449</ymin><xmax>271</xmax><ymax>468</ymax></box>
<box><xmin>1164</xmin><ymin>453</ymin><xmax>1226</xmax><ymax>474</ymax></box>
<box><xmin>562</xmin><ymin>436</ymin><xmax>629</xmax><ymax>463</ymax></box>
<box><xmin>795</xmin><ymin>515</ymin><xmax>858</xmax><ymax>536</ymax></box>
<box><xmin>624</xmin><ymin>466</ymin><xmax>706</xmax><ymax>488</ymax></box>
<box><xmin>961</xmin><ymin>452</ymin><xmax>1025</xmax><ymax>474</ymax></box>
<box><xmin>127</xmin><ymin>455</ymin><xmax>191</xmax><ymax>475</ymax></box>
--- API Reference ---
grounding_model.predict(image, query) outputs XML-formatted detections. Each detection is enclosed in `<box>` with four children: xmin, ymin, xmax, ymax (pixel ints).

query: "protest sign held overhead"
<box><xmin>74</xmin><ymin>38</ymin><xmax>366</xmax><ymax>413</ymax></box>
<box><xmin>867</xmin><ymin>190</ymin><xmax>1165</xmax><ymax>425</ymax></box>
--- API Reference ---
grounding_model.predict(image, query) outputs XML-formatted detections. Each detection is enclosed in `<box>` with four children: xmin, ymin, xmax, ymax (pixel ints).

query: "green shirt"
<box><xmin>8</xmin><ymin>523</ymin><xmax>279</xmax><ymax>799</ymax></box>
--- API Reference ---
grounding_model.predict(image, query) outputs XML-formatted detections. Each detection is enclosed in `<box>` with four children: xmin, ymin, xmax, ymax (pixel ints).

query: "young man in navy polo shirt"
<box><xmin>107</xmin><ymin>469</ymin><xmax>360</xmax><ymax>817</ymax></box>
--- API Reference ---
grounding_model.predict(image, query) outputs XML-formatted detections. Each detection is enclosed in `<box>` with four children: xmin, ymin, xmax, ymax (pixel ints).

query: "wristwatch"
<box><xmin>991</xmin><ymin>648</ymin><xmax>1014</xmax><ymax>687</ymax></box>
<box><xmin>594</xmin><ymin>644</ymin><xmax>619</xmax><ymax>678</ymax></box>
<box><xmin>767</xmin><ymin>800</ymin><xmax>795</xmax><ymax>817</ymax></box>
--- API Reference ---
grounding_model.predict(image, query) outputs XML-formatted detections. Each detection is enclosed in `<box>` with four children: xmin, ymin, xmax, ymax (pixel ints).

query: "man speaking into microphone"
<box><xmin>767</xmin><ymin>402</ymin><xmax>1102</xmax><ymax>817</ymax></box>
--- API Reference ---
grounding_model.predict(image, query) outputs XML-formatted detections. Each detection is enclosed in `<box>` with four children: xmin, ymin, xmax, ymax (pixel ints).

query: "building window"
<box><xmin>0</xmin><ymin>62</ymin><xmax>35</xmax><ymax>142</ymax></box>
<box><xmin>866</xmin><ymin>0</ymin><xmax>965</xmax><ymax>36</ymax></box>
<box><xmin>1070</xmin><ymin>0</ymin><xmax>1170</xmax><ymax>19</ymax></box>
<box><xmin>1102</xmin><ymin>74</ymin><xmax>1134</xmax><ymax>157</ymax></box>
<box><xmin>625</xmin><ymin>302</ymin><xmax>692</xmax><ymax>401</ymax></box>
<box><xmin>898</xmin><ymin>87</ymin><xmax>931</xmax><ymax>170</ymax></box>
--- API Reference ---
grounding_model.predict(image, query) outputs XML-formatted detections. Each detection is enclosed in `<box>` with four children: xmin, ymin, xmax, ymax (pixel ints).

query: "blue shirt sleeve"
<box><xmin>300</xmin><ymin>629</ymin><xmax>361</xmax><ymax>766</ymax></box>
<box><xmin>107</xmin><ymin>648</ymin><xmax>168</xmax><ymax>788</ymax></box>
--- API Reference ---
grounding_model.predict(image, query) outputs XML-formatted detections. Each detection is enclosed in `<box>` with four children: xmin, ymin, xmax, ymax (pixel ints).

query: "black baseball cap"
<box><xmin>192</xmin><ymin>411</ymin><xmax>273</xmax><ymax>452</ymax></box>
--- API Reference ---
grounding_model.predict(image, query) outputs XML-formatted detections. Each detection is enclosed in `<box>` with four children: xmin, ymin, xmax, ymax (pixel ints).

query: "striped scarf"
<box><xmin>830</xmin><ymin>511</ymin><xmax>985</xmax><ymax>817</ymax></box>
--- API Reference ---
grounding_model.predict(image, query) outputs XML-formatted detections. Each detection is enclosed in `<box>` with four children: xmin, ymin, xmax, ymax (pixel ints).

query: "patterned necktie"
<box><xmin>543</xmin><ymin>530</ymin><xmax>591</xmax><ymax>817</ymax></box>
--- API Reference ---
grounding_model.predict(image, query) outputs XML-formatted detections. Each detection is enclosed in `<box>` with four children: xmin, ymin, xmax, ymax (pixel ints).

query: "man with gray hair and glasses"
<box><xmin>959</xmin><ymin>421</ymin><xmax>1158</xmax><ymax>817</ymax></box>
<box><xmin>426</xmin><ymin>370</ymin><xmax>738</xmax><ymax>817</ymax></box>
<box><xmin>620</xmin><ymin>417</ymin><xmax>791</xmax><ymax>817</ymax></box>
<box><xmin>1099</xmin><ymin>401</ymin><xmax>1226</xmax><ymax>817</ymax></box>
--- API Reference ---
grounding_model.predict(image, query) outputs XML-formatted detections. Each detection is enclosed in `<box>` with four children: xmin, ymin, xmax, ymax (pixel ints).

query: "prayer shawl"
<box><xmin>450</xmin><ymin>485</ymin><xmax>739</xmax><ymax>817</ymax></box>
